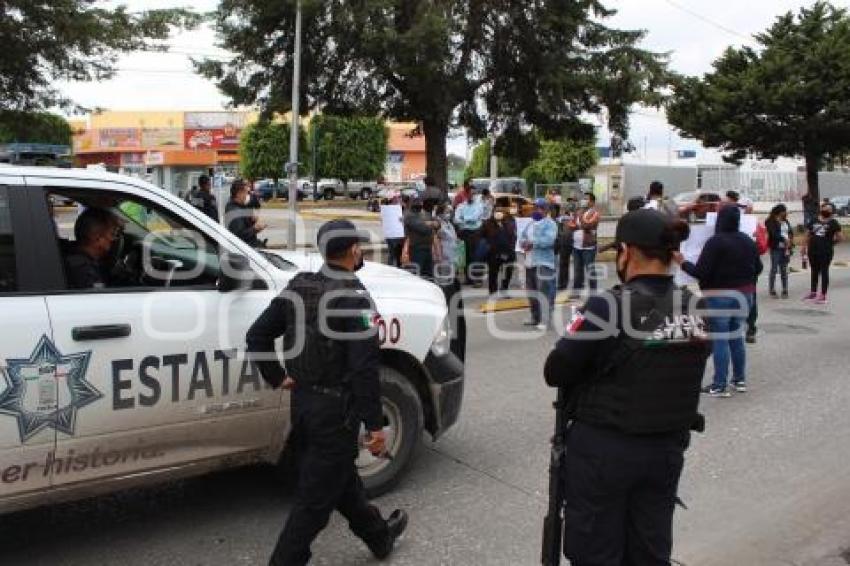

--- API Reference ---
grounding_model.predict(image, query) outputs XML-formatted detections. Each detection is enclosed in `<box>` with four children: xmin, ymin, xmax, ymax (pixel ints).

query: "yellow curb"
<box><xmin>478</xmin><ymin>293</ymin><xmax>577</xmax><ymax>313</ymax></box>
<box><xmin>298</xmin><ymin>211</ymin><xmax>380</xmax><ymax>222</ymax></box>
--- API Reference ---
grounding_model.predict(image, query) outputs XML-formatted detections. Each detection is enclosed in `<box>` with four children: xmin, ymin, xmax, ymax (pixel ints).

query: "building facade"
<box><xmin>72</xmin><ymin>111</ymin><xmax>428</xmax><ymax>196</ymax></box>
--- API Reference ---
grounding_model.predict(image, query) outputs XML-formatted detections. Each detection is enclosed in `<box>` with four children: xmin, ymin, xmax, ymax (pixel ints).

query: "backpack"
<box><xmin>755</xmin><ymin>223</ymin><xmax>769</xmax><ymax>255</ymax></box>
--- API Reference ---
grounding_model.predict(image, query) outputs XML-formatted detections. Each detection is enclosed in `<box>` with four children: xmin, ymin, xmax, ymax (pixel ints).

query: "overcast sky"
<box><xmin>66</xmin><ymin>0</ymin><xmax>850</xmax><ymax>163</ymax></box>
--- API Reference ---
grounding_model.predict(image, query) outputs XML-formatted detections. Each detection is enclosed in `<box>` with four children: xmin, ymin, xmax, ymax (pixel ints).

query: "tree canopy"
<box><xmin>199</xmin><ymin>0</ymin><xmax>668</xmax><ymax>188</ymax></box>
<box><xmin>310</xmin><ymin>115</ymin><xmax>388</xmax><ymax>183</ymax></box>
<box><xmin>667</xmin><ymin>1</ymin><xmax>850</xmax><ymax>201</ymax></box>
<box><xmin>1</xmin><ymin>1</ymin><xmax>199</xmax><ymax>111</ymax></box>
<box><xmin>0</xmin><ymin>111</ymin><xmax>71</xmax><ymax>145</ymax></box>
<box><xmin>239</xmin><ymin>122</ymin><xmax>307</xmax><ymax>183</ymax></box>
<box><xmin>522</xmin><ymin>139</ymin><xmax>598</xmax><ymax>186</ymax></box>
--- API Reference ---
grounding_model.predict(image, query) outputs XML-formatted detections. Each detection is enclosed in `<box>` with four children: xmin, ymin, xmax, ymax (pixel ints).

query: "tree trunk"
<box><xmin>804</xmin><ymin>151</ymin><xmax>820</xmax><ymax>204</ymax></box>
<box><xmin>423</xmin><ymin>119</ymin><xmax>449</xmax><ymax>190</ymax></box>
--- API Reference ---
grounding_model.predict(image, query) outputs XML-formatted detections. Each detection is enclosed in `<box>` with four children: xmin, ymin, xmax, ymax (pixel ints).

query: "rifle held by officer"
<box><xmin>541</xmin><ymin>386</ymin><xmax>569</xmax><ymax>565</ymax></box>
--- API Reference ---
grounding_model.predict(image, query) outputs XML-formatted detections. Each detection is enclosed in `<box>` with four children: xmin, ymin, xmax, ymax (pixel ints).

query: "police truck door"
<box><xmin>0</xmin><ymin>183</ymin><xmax>57</xmax><ymax>502</ymax></box>
<box><xmin>28</xmin><ymin>178</ymin><xmax>284</xmax><ymax>490</ymax></box>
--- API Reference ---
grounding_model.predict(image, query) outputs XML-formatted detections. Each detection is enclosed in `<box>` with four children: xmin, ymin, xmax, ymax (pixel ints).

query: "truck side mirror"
<box><xmin>218</xmin><ymin>253</ymin><xmax>265</xmax><ymax>292</ymax></box>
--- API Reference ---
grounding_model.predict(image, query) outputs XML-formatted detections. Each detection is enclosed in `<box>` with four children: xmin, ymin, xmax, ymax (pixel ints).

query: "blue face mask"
<box><xmin>532</xmin><ymin>211</ymin><xmax>544</xmax><ymax>221</ymax></box>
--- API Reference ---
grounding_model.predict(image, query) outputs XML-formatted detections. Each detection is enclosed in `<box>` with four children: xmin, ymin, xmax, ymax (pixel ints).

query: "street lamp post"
<box><xmin>286</xmin><ymin>0</ymin><xmax>303</xmax><ymax>250</ymax></box>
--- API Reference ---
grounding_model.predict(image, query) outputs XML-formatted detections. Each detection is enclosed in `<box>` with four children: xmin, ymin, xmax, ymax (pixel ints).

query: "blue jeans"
<box><xmin>769</xmin><ymin>248</ymin><xmax>789</xmax><ymax>293</ymax></box>
<box><xmin>526</xmin><ymin>265</ymin><xmax>556</xmax><ymax>324</ymax></box>
<box><xmin>706</xmin><ymin>294</ymin><xmax>751</xmax><ymax>389</ymax></box>
<box><xmin>572</xmin><ymin>248</ymin><xmax>598</xmax><ymax>291</ymax></box>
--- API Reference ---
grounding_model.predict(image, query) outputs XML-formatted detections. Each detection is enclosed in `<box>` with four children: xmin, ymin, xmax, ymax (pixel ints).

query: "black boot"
<box><xmin>367</xmin><ymin>509</ymin><xmax>408</xmax><ymax>560</ymax></box>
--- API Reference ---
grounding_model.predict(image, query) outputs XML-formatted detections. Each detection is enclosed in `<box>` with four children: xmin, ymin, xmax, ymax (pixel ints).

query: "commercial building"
<box><xmin>72</xmin><ymin>111</ymin><xmax>428</xmax><ymax>196</ymax></box>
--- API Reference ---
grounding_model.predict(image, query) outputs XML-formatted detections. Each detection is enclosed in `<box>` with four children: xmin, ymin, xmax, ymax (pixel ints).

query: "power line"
<box><xmin>662</xmin><ymin>0</ymin><xmax>752</xmax><ymax>41</ymax></box>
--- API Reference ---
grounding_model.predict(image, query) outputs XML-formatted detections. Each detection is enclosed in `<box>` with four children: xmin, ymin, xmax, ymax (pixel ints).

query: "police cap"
<box><xmin>615</xmin><ymin>209</ymin><xmax>686</xmax><ymax>250</ymax></box>
<box><xmin>317</xmin><ymin>218</ymin><xmax>370</xmax><ymax>258</ymax></box>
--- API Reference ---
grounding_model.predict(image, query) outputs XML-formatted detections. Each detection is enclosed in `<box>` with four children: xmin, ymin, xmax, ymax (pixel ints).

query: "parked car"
<box><xmin>0</xmin><ymin>165</ymin><xmax>466</xmax><ymax>514</ymax></box>
<box><xmin>493</xmin><ymin>193</ymin><xmax>535</xmax><ymax>217</ymax></box>
<box><xmin>317</xmin><ymin>179</ymin><xmax>380</xmax><ymax>200</ymax></box>
<box><xmin>254</xmin><ymin>179</ymin><xmax>311</xmax><ymax>201</ymax></box>
<box><xmin>471</xmin><ymin>177</ymin><xmax>528</xmax><ymax>195</ymax></box>
<box><xmin>830</xmin><ymin>195</ymin><xmax>850</xmax><ymax>216</ymax></box>
<box><xmin>674</xmin><ymin>190</ymin><xmax>722</xmax><ymax>221</ymax></box>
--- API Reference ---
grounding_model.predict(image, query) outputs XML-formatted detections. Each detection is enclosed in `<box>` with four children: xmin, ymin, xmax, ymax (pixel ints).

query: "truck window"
<box><xmin>50</xmin><ymin>189</ymin><xmax>222</xmax><ymax>291</ymax></box>
<box><xmin>0</xmin><ymin>187</ymin><xmax>17</xmax><ymax>292</ymax></box>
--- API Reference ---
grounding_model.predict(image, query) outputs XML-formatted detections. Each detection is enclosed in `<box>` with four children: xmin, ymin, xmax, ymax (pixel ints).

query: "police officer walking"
<box><xmin>246</xmin><ymin>219</ymin><xmax>408</xmax><ymax>566</ymax></box>
<box><xmin>543</xmin><ymin>209</ymin><xmax>710</xmax><ymax>565</ymax></box>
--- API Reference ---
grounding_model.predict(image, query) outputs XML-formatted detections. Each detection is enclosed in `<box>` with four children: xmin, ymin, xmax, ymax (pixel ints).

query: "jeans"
<box><xmin>572</xmin><ymin>248</ymin><xmax>598</xmax><ymax>291</ymax></box>
<box><xmin>526</xmin><ymin>265</ymin><xmax>556</xmax><ymax>325</ymax></box>
<box><xmin>706</xmin><ymin>294</ymin><xmax>751</xmax><ymax>389</ymax></box>
<box><xmin>769</xmin><ymin>248</ymin><xmax>789</xmax><ymax>293</ymax></box>
<box><xmin>458</xmin><ymin>229</ymin><xmax>482</xmax><ymax>284</ymax></box>
<box><xmin>746</xmin><ymin>291</ymin><xmax>758</xmax><ymax>337</ymax></box>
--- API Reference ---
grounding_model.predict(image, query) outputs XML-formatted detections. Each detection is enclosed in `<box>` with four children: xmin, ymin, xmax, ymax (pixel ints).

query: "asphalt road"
<box><xmin>3</xmin><ymin>254</ymin><xmax>850</xmax><ymax>565</ymax></box>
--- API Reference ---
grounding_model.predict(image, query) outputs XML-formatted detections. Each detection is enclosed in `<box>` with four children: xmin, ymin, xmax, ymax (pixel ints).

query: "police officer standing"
<box><xmin>246</xmin><ymin>219</ymin><xmax>408</xmax><ymax>566</ymax></box>
<box><xmin>187</xmin><ymin>174</ymin><xmax>218</xmax><ymax>221</ymax></box>
<box><xmin>543</xmin><ymin>209</ymin><xmax>709</xmax><ymax>565</ymax></box>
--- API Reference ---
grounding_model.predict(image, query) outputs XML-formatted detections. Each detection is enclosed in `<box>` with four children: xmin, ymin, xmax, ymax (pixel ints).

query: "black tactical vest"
<box><xmin>573</xmin><ymin>282</ymin><xmax>711</xmax><ymax>435</ymax></box>
<box><xmin>282</xmin><ymin>272</ymin><xmax>355</xmax><ymax>387</ymax></box>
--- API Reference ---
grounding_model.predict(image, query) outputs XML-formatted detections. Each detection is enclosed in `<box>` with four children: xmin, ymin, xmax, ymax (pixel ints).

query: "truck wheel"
<box><xmin>323</xmin><ymin>188</ymin><xmax>335</xmax><ymax>201</ymax></box>
<box><xmin>360</xmin><ymin>188</ymin><xmax>372</xmax><ymax>200</ymax></box>
<box><xmin>358</xmin><ymin>366</ymin><xmax>423</xmax><ymax>497</ymax></box>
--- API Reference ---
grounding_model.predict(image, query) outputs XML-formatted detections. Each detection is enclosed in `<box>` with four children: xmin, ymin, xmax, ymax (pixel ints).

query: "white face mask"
<box><xmin>580</xmin><ymin>200</ymin><xmax>589</xmax><ymax>208</ymax></box>
<box><xmin>243</xmin><ymin>193</ymin><xmax>252</xmax><ymax>206</ymax></box>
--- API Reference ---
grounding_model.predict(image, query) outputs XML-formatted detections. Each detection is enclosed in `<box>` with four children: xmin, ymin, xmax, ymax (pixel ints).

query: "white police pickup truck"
<box><xmin>0</xmin><ymin>166</ymin><xmax>465</xmax><ymax>514</ymax></box>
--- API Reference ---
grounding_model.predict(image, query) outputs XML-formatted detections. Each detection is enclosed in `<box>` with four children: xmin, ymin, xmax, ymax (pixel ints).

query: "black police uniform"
<box><xmin>544</xmin><ymin>211</ymin><xmax>710</xmax><ymax>566</ymax></box>
<box><xmin>246</xmin><ymin>255</ymin><xmax>396</xmax><ymax>565</ymax></box>
<box><xmin>187</xmin><ymin>187</ymin><xmax>218</xmax><ymax>221</ymax></box>
<box><xmin>64</xmin><ymin>247</ymin><xmax>108</xmax><ymax>289</ymax></box>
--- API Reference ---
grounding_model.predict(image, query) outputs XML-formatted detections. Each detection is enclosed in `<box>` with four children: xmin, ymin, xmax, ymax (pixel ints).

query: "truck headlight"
<box><xmin>430</xmin><ymin>316</ymin><xmax>451</xmax><ymax>357</ymax></box>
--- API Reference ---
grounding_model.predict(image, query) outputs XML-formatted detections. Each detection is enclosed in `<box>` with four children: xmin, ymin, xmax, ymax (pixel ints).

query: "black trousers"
<box><xmin>563</xmin><ymin>422</ymin><xmax>688</xmax><ymax>566</ymax></box>
<box><xmin>270</xmin><ymin>392</ymin><xmax>388</xmax><ymax>566</ymax></box>
<box><xmin>458</xmin><ymin>229</ymin><xmax>482</xmax><ymax>284</ymax></box>
<box><xmin>809</xmin><ymin>252</ymin><xmax>833</xmax><ymax>295</ymax></box>
<box><xmin>558</xmin><ymin>248</ymin><xmax>572</xmax><ymax>290</ymax></box>
<box><xmin>487</xmin><ymin>255</ymin><xmax>515</xmax><ymax>294</ymax></box>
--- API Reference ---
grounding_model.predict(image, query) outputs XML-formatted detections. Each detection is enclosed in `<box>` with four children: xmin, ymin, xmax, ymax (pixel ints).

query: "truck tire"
<box><xmin>323</xmin><ymin>187</ymin><xmax>335</xmax><ymax>201</ymax></box>
<box><xmin>360</xmin><ymin>188</ymin><xmax>372</xmax><ymax>200</ymax></box>
<box><xmin>358</xmin><ymin>366</ymin><xmax>423</xmax><ymax>497</ymax></box>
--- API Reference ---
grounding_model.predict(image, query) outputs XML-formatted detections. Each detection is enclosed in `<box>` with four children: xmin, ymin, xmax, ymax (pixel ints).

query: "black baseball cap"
<box><xmin>317</xmin><ymin>219</ymin><xmax>370</xmax><ymax>257</ymax></box>
<box><xmin>615</xmin><ymin>209</ymin><xmax>677</xmax><ymax>249</ymax></box>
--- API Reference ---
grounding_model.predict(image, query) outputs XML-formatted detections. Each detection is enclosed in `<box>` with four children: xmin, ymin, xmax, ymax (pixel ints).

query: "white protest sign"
<box><xmin>380</xmin><ymin>205</ymin><xmax>405</xmax><ymax>239</ymax></box>
<box><xmin>515</xmin><ymin>217</ymin><xmax>533</xmax><ymax>253</ymax></box>
<box><xmin>675</xmin><ymin>223</ymin><xmax>714</xmax><ymax>287</ymax></box>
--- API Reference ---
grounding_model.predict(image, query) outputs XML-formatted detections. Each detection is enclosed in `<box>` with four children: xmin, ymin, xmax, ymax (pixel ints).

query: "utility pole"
<box><xmin>286</xmin><ymin>0</ymin><xmax>303</xmax><ymax>250</ymax></box>
<box><xmin>489</xmin><ymin>133</ymin><xmax>498</xmax><ymax>183</ymax></box>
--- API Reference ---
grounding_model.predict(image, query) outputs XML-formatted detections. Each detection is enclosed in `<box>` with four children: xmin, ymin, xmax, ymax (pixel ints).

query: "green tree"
<box><xmin>0</xmin><ymin>112</ymin><xmax>71</xmax><ymax>145</ymax></box>
<box><xmin>1</xmin><ymin>1</ymin><xmax>199</xmax><ymax>111</ymax></box>
<box><xmin>240</xmin><ymin>122</ymin><xmax>308</xmax><ymax>188</ymax></box>
<box><xmin>310</xmin><ymin>115</ymin><xmax>388</xmax><ymax>185</ymax></box>
<box><xmin>667</xmin><ymin>2</ymin><xmax>850</xmax><ymax>202</ymax></box>
<box><xmin>465</xmin><ymin>140</ymin><xmax>492</xmax><ymax>179</ymax></box>
<box><xmin>522</xmin><ymin>139</ymin><xmax>598</xmax><ymax>186</ymax></box>
<box><xmin>198</xmin><ymin>0</ymin><xmax>668</xmax><ymax>189</ymax></box>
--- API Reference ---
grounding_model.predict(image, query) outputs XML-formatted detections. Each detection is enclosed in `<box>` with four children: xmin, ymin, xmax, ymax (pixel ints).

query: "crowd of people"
<box><xmin>386</xmin><ymin>178</ymin><xmax>605</xmax><ymax>330</ymax></box>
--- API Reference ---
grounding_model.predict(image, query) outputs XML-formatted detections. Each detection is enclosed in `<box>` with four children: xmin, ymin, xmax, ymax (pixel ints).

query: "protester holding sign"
<box><xmin>674</xmin><ymin>205</ymin><xmax>762</xmax><ymax>397</ymax></box>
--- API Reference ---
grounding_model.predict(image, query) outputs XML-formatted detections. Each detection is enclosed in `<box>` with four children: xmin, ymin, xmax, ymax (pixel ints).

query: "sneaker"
<box><xmin>702</xmin><ymin>385</ymin><xmax>731</xmax><ymax>398</ymax></box>
<box><xmin>523</xmin><ymin>320</ymin><xmax>539</xmax><ymax>327</ymax></box>
<box><xmin>814</xmin><ymin>293</ymin><xmax>828</xmax><ymax>305</ymax></box>
<box><xmin>745</xmin><ymin>334</ymin><xmax>756</xmax><ymax>344</ymax></box>
<box><xmin>781</xmin><ymin>291</ymin><xmax>789</xmax><ymax>299</ymax></box>
<box><xmin>769</xmin><ymin>290</ymin><xmax>779</xmax><ymax>299</ymax></box>
<box><xmin>368</xmin><ymin>509</ymin><xmax>408</xmax><ymax>560</ymax></box>
<box><xmin>535</xmin><ymin>323</ymin><xmax>547</xmax><ymax>331</ymax></box>
<box><xmin>732</xmin><ymin>381</ymin><xmax>748</xmax><ymax>393</ymax></box>
<box><xmin>801</xmin><ymin>292</ymin><xmax>817</xmax><ymax>301</ymax></box>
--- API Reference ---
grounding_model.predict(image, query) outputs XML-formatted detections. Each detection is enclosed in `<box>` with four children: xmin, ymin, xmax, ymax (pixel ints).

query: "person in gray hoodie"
<box><xmin>674</xmin><ymin>205</ymin><xmax>762</xmax><ymax>397</ymax></box>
